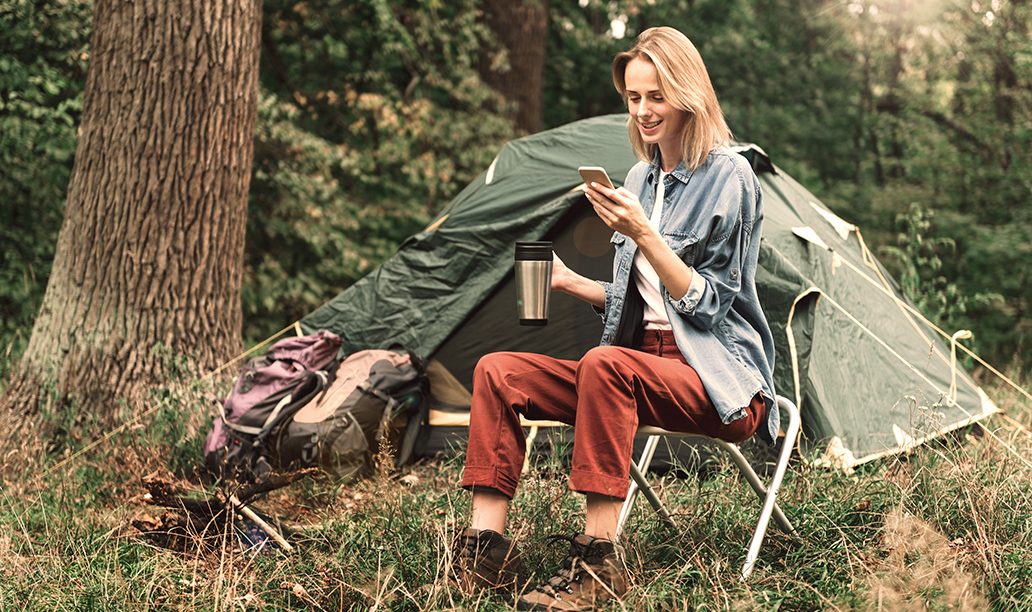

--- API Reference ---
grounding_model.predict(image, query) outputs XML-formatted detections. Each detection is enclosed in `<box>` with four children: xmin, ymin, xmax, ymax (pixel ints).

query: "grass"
<box><xmin>1</xmin><ymin>373</ymin><xmax>1030</xmax><ymax>611</ymax></box>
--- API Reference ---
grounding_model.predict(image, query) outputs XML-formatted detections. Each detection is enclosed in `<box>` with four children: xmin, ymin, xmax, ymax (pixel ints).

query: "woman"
<box><xmin>449</xmin><ymin>27</ymin><xmax>778</xmax><ymax>611</ymax></box>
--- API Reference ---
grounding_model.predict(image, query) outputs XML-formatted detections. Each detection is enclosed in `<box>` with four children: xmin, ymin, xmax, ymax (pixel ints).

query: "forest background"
<box><xmin>2</xmin><ymin>0</ymin><xmax>1030</xmax><ymax>385</ymax></box>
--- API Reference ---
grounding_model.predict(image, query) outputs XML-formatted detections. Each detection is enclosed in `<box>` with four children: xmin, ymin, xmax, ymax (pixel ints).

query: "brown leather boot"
<box><xmin>448</xmin><ymin>527</ymin><xmax>523</xmax><ymax>593</ymax></box>
<box><xmin>516</xmin><ymin>534</ymin><xmax>629</xmax><ymax>611</ymax></box>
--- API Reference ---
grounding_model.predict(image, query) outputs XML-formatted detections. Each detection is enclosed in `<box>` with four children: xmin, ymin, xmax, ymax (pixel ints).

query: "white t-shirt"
<box><xmin>632</xmin><ymin>170</ymin><xmax>672</xmax><ymax>330</ymax></box>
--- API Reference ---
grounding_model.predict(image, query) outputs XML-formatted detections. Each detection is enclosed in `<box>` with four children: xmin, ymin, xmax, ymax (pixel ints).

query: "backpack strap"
<box><xmin>257</xmin><ymin>369</ymin><xmax>329</xmax><ymax>444</ymax></box>
<box><xmin>357</xmin><ymin>380</ymin><xmax>390</xmax><ymax>404</ymax></box>
<box><xmin>358</xmin><ymin>381</ymin><xmax>399</xmax><ymax>444</ymax></box>
<box><xmin>219</xmin><ymin>395</ymin><xmax>290</xmax><ymax>437</ymax></box>
<box><xmin>221</xmin><ymin>369</ymin><xmax>330</xmax><ymax>443</ymax></box>
<box><xmin>357</xmin><ymin>350</ymin><xmax>429</xmax><ymax>467</ymax></box>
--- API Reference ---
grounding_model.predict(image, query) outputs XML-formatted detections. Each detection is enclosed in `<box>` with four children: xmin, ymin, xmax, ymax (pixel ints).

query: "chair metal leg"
<box><xmin>617</xmin><ymin>435</ymin><xmax>666</xmax><ymax>538</ymax></box>
<box><xmin>619</xmin><ymin>437</ymin><xmax>796</xmax><ymax>539</ymax></box>
<box><xmin>739</xmin><ymin>395</ymin><xmax>802</xmax><ymax>581</ymax></box>
<box><xmin>714</xmin><ymin>440</ymin><xmax>798</xmax><ymax>537</ymax></box>
<box><xmin>617</xmin><ymin>395</ymin><xmax>802</xmax><ymax>581</ymax></box>
<box><xmin>628</xmin><ymin>460</ymin><xmax>676</xmax><ymax>528</ymax></box>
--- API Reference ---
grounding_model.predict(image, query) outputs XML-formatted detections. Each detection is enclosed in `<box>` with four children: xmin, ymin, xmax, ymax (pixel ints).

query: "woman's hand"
<box><xmin>583</xmin><ymin>182</ymin><xmax>651</xmax><ymax>240</ymax></box>
<box><xmin>550</xmin><ymin>250</ymin><xmax>572</xmax><ymax>293</ymax></box>
<box><xmin>550</xmin><ymin>250</ymin><xmax>605</xmax><ymax>308</ymax></box>
<box><xmin>584</xmin><ymin>181</ymin><xmax>693</xmax><ymax>301</ymax></box>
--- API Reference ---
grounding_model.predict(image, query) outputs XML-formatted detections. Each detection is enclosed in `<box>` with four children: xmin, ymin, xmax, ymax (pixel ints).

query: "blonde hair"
<box><xmin>612</xmin><ymin>27</ymin><xmax>730</xmax><ymax>171</ymax></box>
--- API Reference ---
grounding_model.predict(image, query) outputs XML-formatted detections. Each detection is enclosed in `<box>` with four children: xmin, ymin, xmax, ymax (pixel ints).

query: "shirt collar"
<box><xmin>647</xmin><ymin>152</ymin><xmax>692</xmax><ymax>185</ymax></box>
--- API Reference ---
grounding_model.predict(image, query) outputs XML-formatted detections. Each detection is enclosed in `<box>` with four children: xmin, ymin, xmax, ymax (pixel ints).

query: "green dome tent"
<box><xmin>300</xmin><ymin>114</ymin><xmax>998</xmax><ymax>470</ymax></box>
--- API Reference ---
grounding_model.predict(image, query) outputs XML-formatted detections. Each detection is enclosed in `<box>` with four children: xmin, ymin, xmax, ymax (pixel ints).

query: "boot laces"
<box><xmin>456</xmin><ymin>531</ymin><xmax>489</xmax><ymax>561</ymax></box>
<box><xmin>535</xmin><ymin>535</ymin><xmax>597</xmax><ymax>596</ymax></box>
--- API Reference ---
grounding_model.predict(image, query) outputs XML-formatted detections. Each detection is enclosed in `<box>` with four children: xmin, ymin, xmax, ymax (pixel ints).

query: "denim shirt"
<box><xmin>596</xmin><ymin>147</ymin><xmax>779</xmax><ymax>443</ymax></box>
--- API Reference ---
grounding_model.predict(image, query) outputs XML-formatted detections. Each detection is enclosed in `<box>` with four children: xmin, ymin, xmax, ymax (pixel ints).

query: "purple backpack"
<box><xmin>203</xmin><ymin>330</ymin><xmax>343</xmax><ymax>481</ymax></box>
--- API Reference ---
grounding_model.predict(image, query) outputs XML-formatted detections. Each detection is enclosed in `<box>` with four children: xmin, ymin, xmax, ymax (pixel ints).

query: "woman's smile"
<box><xmin>624</xmin><ymin>57</ymin><xmax>689</xmax><ymax>167</ymax></box>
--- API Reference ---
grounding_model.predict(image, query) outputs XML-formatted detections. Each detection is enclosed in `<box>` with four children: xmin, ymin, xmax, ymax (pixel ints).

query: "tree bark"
<box><xmin>0</xmin><ymin>0</ymin><xmax>261</xmax><ymax>431</ymax></box>
<box><xmin>478</xmin><ymin>0</ymin><xmax>549</xmax><ymax>134</ymax></box>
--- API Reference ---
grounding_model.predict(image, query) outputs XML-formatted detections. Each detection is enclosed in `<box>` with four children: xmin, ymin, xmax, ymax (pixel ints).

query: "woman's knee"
<box><xmin>576</xmin><ymin>346</ymin><xmax>638</xmax><ymax>398</ymax></box>
<box><xmin>577</xmin><ymin>346</ymin><xmax>632</xmax><ymax>378</ymax></box>
<box><xmin>473</xmin><ymin>352</ymin><xmax>541</xmax><ymax>397</ymax></box>
<box><xmin>473</xmin><ymin>352</ymin><xmax>516</xmax><ymax>384</ymax></box>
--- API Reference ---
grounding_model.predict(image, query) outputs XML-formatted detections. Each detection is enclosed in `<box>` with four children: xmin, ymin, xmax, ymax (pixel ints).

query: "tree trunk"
<box><xmin>0</xmin><ymin>0</ymin><xmax>261</xmax><ymax>431</ymax></box>
<box><xmin>478</xmin><ymin>0</ymin><xmax>549</xmax><ymax>134</ymax></box>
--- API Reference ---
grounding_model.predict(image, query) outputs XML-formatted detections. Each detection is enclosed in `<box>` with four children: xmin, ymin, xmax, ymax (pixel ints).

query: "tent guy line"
<box><xmin>793</xmin><ymin>216</ymin><xmax>979</xmax><ymax>393</ymax></box>
<box><xmin>770</xmin><ymin>233</ymin><xmax>1032</xmax><ymax>470</ymax></box>
<box><xmin>770</xmin><ymin>239</ymin><xmax>974</xmax><ymax>408</ymax></box>
<box><xmin>798</xmin><ymin>200</ymin><xmax>1030</xmax><ymax>408</ymax></box>
<box><xmin>40</xmin><ymin>321</ymin><xmax>305</xmax><ymax>479</ymax></box>
<box><xmin>789</xmin><ymin>226</ymin><xmax>1031</xmax><ymax>406</ymax></box>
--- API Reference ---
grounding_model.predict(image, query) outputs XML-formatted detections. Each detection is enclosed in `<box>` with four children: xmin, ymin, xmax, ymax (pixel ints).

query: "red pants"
<box><xmin>462</xmin><ymin>330</ymin><xmax>764</xmax><ymax>500</ymax></box>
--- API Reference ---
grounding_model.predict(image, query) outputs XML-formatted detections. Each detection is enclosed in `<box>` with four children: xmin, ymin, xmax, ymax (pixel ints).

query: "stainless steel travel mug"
<box><xmin>515</xmin><ymin>241</ymin><xmax>553</xmax><ymax>326</ymax></box>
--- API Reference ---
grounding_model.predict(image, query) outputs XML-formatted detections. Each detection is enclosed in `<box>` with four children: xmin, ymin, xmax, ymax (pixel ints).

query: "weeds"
<box><xmin>0</xmin><ymin>372</ymin><xmax>1030</xmax><ymax>611</ymax></box>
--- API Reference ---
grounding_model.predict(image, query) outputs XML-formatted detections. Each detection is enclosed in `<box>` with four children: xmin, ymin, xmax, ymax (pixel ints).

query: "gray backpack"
<box><xmin>272</xmin><ymin>349</ymin><xmax>429</xmax><ymax>481</ymax></box>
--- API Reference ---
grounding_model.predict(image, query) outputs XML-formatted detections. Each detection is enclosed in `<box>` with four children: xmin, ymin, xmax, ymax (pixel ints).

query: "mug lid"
<box><xmin>515</xmin><ymin>241</ymin><xmax>553</xmax><ymax>260</ymax></box>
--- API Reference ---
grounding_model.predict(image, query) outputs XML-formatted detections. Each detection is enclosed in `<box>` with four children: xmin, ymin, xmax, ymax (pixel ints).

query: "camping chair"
<box><xmin>617</xmin><ymin>395</ymin><xmax>801</xmax><ymax>581</ymax></box>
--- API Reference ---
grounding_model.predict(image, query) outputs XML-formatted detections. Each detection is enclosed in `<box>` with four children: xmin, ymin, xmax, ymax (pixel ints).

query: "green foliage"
<box><xmin>0</xmin><ymin>0</ymin><xmax>91</xmax><ymax>379</ymax></box>
<box><xmin>1</xmin><ymin>0</ymin><xmax>1031</xmax><ymax>381</ymax></box>
<box><xmin>847</xmin><ymin>0</ymin><xmax>1032</xmax><ymax>365</ymax></box>
<box><xmin>882</xmin><ymin>203</ymin><xmax>977</xmax><ymax>327</ymax></box>
<box><xmin>542</xmin><ymin>1</ymin><xmax>628</xmax><ymax>129</ymax></box>
<box><xmin>698</xmin><ymin>1</ymin><xmax>865</xmax><ymax>189</ymax></box>
<box><xmin>245</xmin><ymin>0</ymin><xmax>515</xmax><ymax>343</ymax></box>
<box><xmin>244</xmin><ymin>92</ymin><xmax>427</xmax><ymax>343</ymax></box>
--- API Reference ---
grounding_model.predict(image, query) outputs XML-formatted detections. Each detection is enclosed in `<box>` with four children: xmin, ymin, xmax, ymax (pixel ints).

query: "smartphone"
<box><xmin>578</xmin><ymin>166</ymin><xmax>615</xmax><ymax>190</ymax></box>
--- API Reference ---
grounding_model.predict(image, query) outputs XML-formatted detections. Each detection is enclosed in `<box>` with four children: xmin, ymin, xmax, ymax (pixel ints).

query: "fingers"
<box><xmin>587</xmin><ymin>183</ymin><xmax>637</xmax><ymax>208</ymax></box>
<box><xmin>587</xmin><ymin>187</ymin><xmax>649</xmax><ymax>237</ymax></box>
<box><xmin>551</xmin><ymin>250</ymin><xmax>567</xmax><ymax>268</ymax></box>
<box><xmin>585</xmin><ymin>188</ymin><xmax>616</xmax><ymax>219</ymax></box>
<box><xmin>587</xmin><ymin>186</ymin><xmax>634</xmax><ymax>217</ymax></box>
<box><xmin>592</xmin><ymin>202</ymin><xmax>616</xmax><ymax>227</ymax></box>
<box><xmin>584</xmin><ymin>187</ymin><xmax>618</xmax><ymax>216</ymax></box>
<box><xmin>585</xmin><ymin>182</ymin><xmax>619</xmax><ymax>203</ymax></box>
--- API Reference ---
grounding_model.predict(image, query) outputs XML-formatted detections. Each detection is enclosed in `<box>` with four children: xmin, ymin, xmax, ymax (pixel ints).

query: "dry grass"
<box><xmin>860</xmin><ymin>509</ymin><xmax>988</xmax><ymax>612</ymax></box>
<box><xmin>0</xmin><ymin>372</ymin><xmax>1030</xmax><ymax>610</ymax></box>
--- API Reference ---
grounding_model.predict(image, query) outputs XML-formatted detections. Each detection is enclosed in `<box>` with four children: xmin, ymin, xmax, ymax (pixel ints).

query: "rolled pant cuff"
<box><xmin>461</xmin><ymin>465</ymin><xmax>518</xmax><ymax>499</ymax></box>
<box><xmin>569</xmin><ymin>468</ymin><xmax>629</xmax><ymax>500</ymax></box>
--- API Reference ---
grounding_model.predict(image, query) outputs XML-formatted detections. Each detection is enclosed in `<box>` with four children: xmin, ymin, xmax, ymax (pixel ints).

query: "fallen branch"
<box><xmin>133</xmin><ymin>468</ymin><xmax>318</xmax><ymax>554</ymax></box>
<box><xmin>229</xmin><ymin>494</ymin><xmax>292</xmax><ymax>551</ymax></box>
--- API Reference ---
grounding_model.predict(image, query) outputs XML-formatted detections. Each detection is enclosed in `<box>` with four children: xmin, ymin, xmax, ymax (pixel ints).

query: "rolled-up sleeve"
<box><xmin>668</xmin><ymin>163</ymin><xmax>754</xmax><ymax>330</ymax></box>
<box><xmin>674</xmin><ymin>266</ymin><xmax>707</xmax><ymax>314</ymax></box>
<box><xmin>594</xmin><ymin>280</ymin><xmax>613</xmax><ymax>322</ymax></box>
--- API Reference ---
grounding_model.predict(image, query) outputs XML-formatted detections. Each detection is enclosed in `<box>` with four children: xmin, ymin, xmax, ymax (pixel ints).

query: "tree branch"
<box><xmin>917</xmin><ymin>108</ymin><xmax>999</xmax><ymax>166</ymax></box>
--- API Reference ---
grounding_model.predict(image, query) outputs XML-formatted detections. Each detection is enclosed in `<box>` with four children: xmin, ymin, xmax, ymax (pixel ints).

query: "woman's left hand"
<box><xmin>584</xmin><ymin>182</ymin><xmax>651</xmax><ymax>240</ymax></box>
<box><xmin>585</xmin><ymin>180</ymin><xmax>692</xmax><ymax>301</ymax></box>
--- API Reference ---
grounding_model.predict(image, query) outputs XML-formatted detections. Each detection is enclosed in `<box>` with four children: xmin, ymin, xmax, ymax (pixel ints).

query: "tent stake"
<box><xmin>229</xmin><ymin>494</ymin><xmax>293</xmax><ymax>552</ymax></box>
